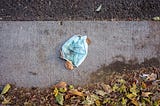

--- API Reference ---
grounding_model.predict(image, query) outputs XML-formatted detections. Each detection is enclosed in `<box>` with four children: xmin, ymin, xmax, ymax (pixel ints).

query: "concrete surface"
<box><xmin>0</xmin><ymin>21</ymin><xmax>160</xmax><ymax>87</ymax></box>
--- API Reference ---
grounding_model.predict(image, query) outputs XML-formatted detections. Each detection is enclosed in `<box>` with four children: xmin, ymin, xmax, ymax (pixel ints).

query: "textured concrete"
<box><xmin>0</xmin><ymin>21</ymin><xmax>160</xmax><ymax>87</ymax></box>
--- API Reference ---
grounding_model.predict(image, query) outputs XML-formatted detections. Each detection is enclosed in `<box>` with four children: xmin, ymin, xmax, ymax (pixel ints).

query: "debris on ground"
<box><xmin>0</xmin><ymin>66</ymin><xmax>160</xmax><ymax>106</ymax></box>
<box><xmin>60</xmin><ymin>35</ymin><xmax>91</xmax><ymax>70</ymax></box>
<box><xmin>152</xmin><ymin>16</ymin><xmax>160</xmax><ymax>21</ymax></box>
<box><xmin>96</xmin><ymin>4</ymin><xmax>102</xmax><ymax>12</ymax></box>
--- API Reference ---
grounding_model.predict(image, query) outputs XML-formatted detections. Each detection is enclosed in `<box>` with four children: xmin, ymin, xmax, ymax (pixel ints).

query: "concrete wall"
<box><xmin>0</xmin><ymin>21</ymin><xmax>160</xmax><ymax>87</ymax></box>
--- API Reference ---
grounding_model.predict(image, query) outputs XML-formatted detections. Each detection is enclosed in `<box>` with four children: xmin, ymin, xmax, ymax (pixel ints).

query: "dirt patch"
<box><xmin>0</xmin><ymin>0</ymin><xmax>160</xmax><ymax>20</ymax></box>
<box><xmin>90</xmin><ymin>57</ymin><xmax>160</xmax><ymax>83</ymax></box>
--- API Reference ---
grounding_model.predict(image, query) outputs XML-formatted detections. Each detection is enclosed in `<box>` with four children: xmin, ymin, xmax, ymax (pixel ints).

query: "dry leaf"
<box><xmin>130</xmin><ymin>82</ymin><xmax>138</xmax><ymax>96</ymax></box>
<box><xmin>131</xmin><ymin>98</ymin><xmax>139</xmax><ymax>106</ymax></box>
<box><xmin>100</xmin><ymin>83</ymin><xmax>112</xmax><ymax>93</ymax></box>
<box><xmin>24</xmin><ymin>102</ymin><xmax>32</xmax><ymax>106</ymax></box>
<box><xmin>142</xmin><ymin>92</ymin><xmax>152</xmax><ymax>97</ymax></box>
<box><xmin>1</xmin><ymin>84</ymin><xmax>11</xmax><ymax>95</ymax></box>
<box><xmin>141</xmin><ymin>82</ymin><xmax>147</xmax><ymax>89</ymax></box>
<box><xmin>82</xmin><ymin>94</ymin><xmax>99</xmax><ymax>105</ymax></box>
<box><xmin>65</xmin><ymin>60</ymin><xmax>74</xmax><ymax>70</ymax></box>
<box><xmin>95</xmin><ymin>90</ymin><xmax>107</xmax><ymax>96</ymax></box>
<box><xmin>146</xmin><ymin>73</ymin><xmax>157</xmax><ymax>81</ymax></box>
<box><xmin>69</xmin><ymin>89</ymin><xmax>84</xmax><ymax>96</ymax></box>
<box><xmin>95</xmin><ymin>100</ymin><xmax>101</xmax><ymax>106</ymax></box>
<box><xmin>54</xmin><ymin>81</ymin><xmax>67</xmax><ymax>88</ymax></box>
<box><xmin>2</xmin><ymin>97</ymin><xmax>11</xmax><ymax>105</ymax></box>
<box><xmin>86</xmin><ymin>38</ymin><xmax>91</xmax><ymax>45</ymax></box>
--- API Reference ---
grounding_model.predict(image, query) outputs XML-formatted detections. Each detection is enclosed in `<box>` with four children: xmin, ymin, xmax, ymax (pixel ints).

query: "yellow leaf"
<box><xmin>53</xmin><ymin>87</ymin><xmax>59</xmax><ymax>96</ymax></box>
<box><xmin>69</xmin><ymin>89</ymin><xmax>84</xmax><ymax>96</ymax></box>
<box><xmin>69</xmin><ymin>85</ymin><xmax>74</xmax><ymax>90</ymax></box>
<box><xmin>59</xmin><ymin>87</ymin><xmax>67</xmax><ymax>93</ymax></box>
<box><xmin>118</xmin><ymin>79</ymin><xmax>126</xmax><ymax>84</ymax></box>
<box><xmin>130</xmin><ymin>83</ymin><xmax>138</xmax><ymax>96</ymax></box>
<box><xmin>1</xmin><ymin>84</ymin><xmax>11</xmax><ymax>95</ymax></box>
<box><xmin>112</xmin><ymin>84</ymin><xmax>119</xmax><ymax>92</ymax></box>
<box><xmin>131</xmin><ymin>98</ymin><xmax>139</xmax><ymax>106</ymax></box>
<box><xmin>119</xmin><ymin>84</ymin><xmax>127</xmax><ymax>93</ymax></box>
<box><xmin>126</xmin><ymin>93</ymin><xmax>136</xmax><ymax>100</ymax></box>
<box><xmin>141</xmin><ymin>82</ymin><xmax>146</xmax><ymax>89</ymax></box>
<box><xmin>121</xmin><ymin>97</ymin><xmax>127</xmax><ymax>106</ymax></box>
<box><xmin>95</xmin><ymin>100</ymin><xmax>101</xmax><ymax>106</ymax></box>
<box><xmin>2</xmin><ymin>97</ymin><xmax>11</xmax><ymax>105</ymax></box>
<box><xmin>141</xmin><ymin>92</ymin><xmax>152</xmax><ymax>97</ymax></box>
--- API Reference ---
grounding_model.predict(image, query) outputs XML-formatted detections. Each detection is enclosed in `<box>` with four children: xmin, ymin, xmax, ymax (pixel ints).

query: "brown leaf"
<box><xmin>65</xmin><ymin>60</ymin><xmax>74</xmax><ymax>70</ymax></box>
<box><xmin>141</xmin><ymin>82</ymin><xmax>147</xmax><ymax>89</ymax></box>
<box><xmin>69</xmin><ymin>89</ymin><xmax>84</xmax><ymax>96</ymax></box>
<box><xmin>142</xmin><ymin>92</ymin><xmax>152</xmax><ymax>97</ymax></box>
<box><xmin>100</xmin><ymin>83</ymin><xmax>112</xmax><ymax>93</ymax></box>
<box><xmin>54</xmin><ymin>81</ymin><xmax>67</xmax><ymax>88</ymax></box>
<box><xmin>86</xmin><ymin>37</ymin><xmax>91</xmax><ymax>45</ymax></box>
<box><xmin>131</xmin><ymin>98</ymin><xmax>139</xmax><ymax>106</ymax></box>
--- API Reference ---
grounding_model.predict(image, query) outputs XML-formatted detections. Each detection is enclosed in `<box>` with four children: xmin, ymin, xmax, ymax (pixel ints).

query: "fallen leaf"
<box><xmin>69</xmin><ymin>89</ymin><xmax>84</xmax><ymax>96</ymax></box>
<box><xmin>112</xmin><ymin>84</ymin><xmax>119</xmax><ymax>92</ymax></box>
<box><xmin>82</xmin><ymin>94</ymin><xmax>99</xmax><ymax>105</ymax></box>
<box><xmin>1</xmin><ymin>84</ymin><xmax>11</xmax><ymax>95</ymax></box>
<box><xmin>96</xmin><ymin>4</ymin><xmax>102</xmax><ymax>12</ymax></box>
<box><xmin>69</xmin><ymin>85</ymin><xmax>74</xmax><ymax>90</ymax></box>
<box><xmin>95</xmin><ymin>90</ymin><xmax>107</xmax><ymax>96</ymax></box>
<box><xmin>53</xmin><ymin>87</ymin><xmax>59</xmax><ymax>96</ymax></box>
<box><xmin>95</xmin><ymin>100</ymin><xmax>101</xmax><ymax>106</ymax></box>
<box><xmin>86</xmin><ymin>37</ymin><xmax>91</xmax><ymax>45</ymax></box>
<box><xmin>103</xmin><ymin>98</ymin><xmax>111</xmax><ymax>104</ymax></box>
<box><xmin>24</xmin><ymin>102</ymin><xmax>32</xmax><ymax>106</ymax></box>
<box><xmin>141</xmin><ymin>82</ymin><xmax>147</xmax><ymax>89</ymax></box>
<box><xmin>126</xmin><ymin>93</ymin><xmax>136</xmax><ymax>100</ymax></box>
<box><xmin>121</xmin><ymin>97</ymin><xmax>127</xmax><ymax>106</ymax></box>
<box><xmin>54</xmin><ymin>81</ymin><xmax>67</xmax><ymax>88</ymax></box>
<box><xmin>65</xmin><ymin>60</ymin><xmax>74</xmax><ymax>70</ymax></box>
<box><xmin>141</xmin><ymin>92</ymin><xmax>152</xmax><ymax>97</ymax></box>
<box><xmin>152</xmin><ymin>16</ymin><xmax>160</xmax><ymax>21</ymax></box>
<box><xmin>153</xmin><ymin>99</ymin><xmax>160</xmax><ymax>106</ymax></box>
<box><xmin>100</xmin><ymin>83</ymin><xmax>112</xmax><ymax>93</ymax></box>
<box><xmin>118</xmin><ymin>79</ymin><xmax>126</xmax><ymax>84</ymax></box>
<box><xmin>143</xmin><ymin>97</ymin><xmax>151</xmax><ymax>104</ymax></box>
<box><xmin>146</xmin><ymin>73</ymin><xmax>157</xmax><ymax>81</ymax></box>
<box><xmin>131</xmin><ymin>98</ymin><xmax>139</xmax><ymax>106</ymax></box>
<box><xmin>119</xmin><ymin>84</ymin><xmax>127</xmax><ymax>93</ymax></box>
<box><xmin>2</xmin><ymin>97</ymin><xmax>11</xmax><ymax>105</ymax></box>
<box><xmin>55</xmin><ymin>93</ymin><xmax>64</xmax><ymax>105</ymax></box>
<box><xmin>59</xmin><ymin>87</ymin><xmax>67</xmax><ymax>93</ymax></box>
<box><xmin>130</xmin><ymin>82</ymin><xmax>138</xmax><ymax>96</ymax></box>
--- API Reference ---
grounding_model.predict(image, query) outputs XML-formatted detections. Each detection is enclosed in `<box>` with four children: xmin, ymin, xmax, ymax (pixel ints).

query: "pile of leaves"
<box><xmin>0</xmin><ymin>67</ymin><xmax>160</xmax><ymax>106</ymax></box>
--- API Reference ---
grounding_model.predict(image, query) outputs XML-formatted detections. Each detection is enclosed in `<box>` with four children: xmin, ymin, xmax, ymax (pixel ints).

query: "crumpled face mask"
<box><xmin>60</xmin><ymin>35</ymin><xmax>91</xmax><ymax>70</ymax></box>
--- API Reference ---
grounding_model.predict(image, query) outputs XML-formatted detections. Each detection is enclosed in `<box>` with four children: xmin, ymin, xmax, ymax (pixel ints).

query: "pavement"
<box><xmin>0</xmin><ymin>21</ymin><xmax>160</xmax><ymax>87</ymax></box>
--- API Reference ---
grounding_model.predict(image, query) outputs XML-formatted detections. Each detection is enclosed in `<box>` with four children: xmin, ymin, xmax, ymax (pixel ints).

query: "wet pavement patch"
<box><xmin>90</xmin><ymin>57</ymin><xmax>160</xmax><ymax>83</ymax></box>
